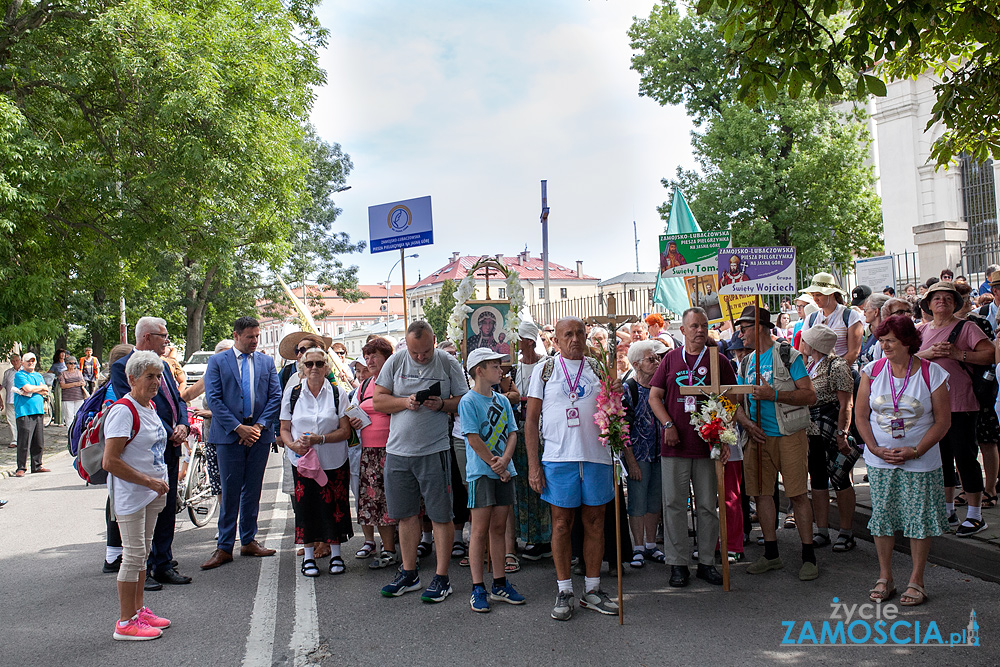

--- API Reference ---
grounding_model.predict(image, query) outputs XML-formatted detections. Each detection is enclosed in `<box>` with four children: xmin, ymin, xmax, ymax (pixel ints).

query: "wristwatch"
<box><xmin>836</xmin><ymin>429</ymin><xmax>848</xmax><ymax>437</ymax></box>
<box><xmin>663</xmin><ymin>421</ymin><xmax>674</xmax><ymax>429</ymax></box>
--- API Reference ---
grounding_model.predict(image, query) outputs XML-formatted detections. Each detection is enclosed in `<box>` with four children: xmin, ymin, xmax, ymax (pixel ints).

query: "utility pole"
<box><xmin>540</xmin><ymin>180</ymin><xmax>551</xmax><ymax>326</ymax></box>
<box><xmin>633</xmin><ymin>219</ymin><xmax>640</xmax><ymax>273</ymax></box>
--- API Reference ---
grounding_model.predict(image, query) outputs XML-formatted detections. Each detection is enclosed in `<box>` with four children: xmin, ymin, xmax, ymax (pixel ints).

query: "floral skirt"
<box><xmin>868</xmin><ymin>466</ymin><xmax>949</xmax><ymax>539</ymax></box>
<box><xmin>512</xmin><ymin>426</ymin><xmax>552</xmax><ymax>544</ymax></box>
<box><xmin>357</xmin><ymin>447</ymin><xmax>396</xmax><ymax>527</ymax></box>
<box><xmin>292</xmin><ymin>461</ymin><xmax>354</xmax><ymax>545</ymax></box>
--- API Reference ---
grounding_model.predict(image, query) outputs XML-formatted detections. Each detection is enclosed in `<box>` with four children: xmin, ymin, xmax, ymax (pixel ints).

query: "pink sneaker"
<box><xmin>113</xmin><ymin>617</ymin><xmax>162</xmax><ymax>641</ymax></box>
<box><xmin>137</xmin><ymin>606</ymin><xmax>171</xmax><ymax>629</ymax></box>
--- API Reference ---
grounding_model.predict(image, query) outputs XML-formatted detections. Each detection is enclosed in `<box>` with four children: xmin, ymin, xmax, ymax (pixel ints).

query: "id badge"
<box><xmin>890</xmin><ymin>418</ymin><xmax>905</xmax><ymax>439</ymax></box>
<box><xmin>566</xmin><ymin>407</ymin><xmax>581</xmax><ymax>428</ymax></box>
<box><xmin>684</xmin><ymin>396</ymin><xmax>697</xmax><ymax>413</ymax></box>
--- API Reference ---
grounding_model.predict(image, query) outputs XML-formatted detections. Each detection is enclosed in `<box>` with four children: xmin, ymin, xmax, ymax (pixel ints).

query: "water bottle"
<box><xmin>983</xmin><ymin>368</ymin><xmax>996</xmax><ymax>383</ymax></box>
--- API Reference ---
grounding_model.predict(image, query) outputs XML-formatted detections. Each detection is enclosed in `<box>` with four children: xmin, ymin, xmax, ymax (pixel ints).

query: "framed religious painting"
<box><xmin>463</xmin><ymin>300</ymin><xmax>515</xmax><ymax>364</ymax></box>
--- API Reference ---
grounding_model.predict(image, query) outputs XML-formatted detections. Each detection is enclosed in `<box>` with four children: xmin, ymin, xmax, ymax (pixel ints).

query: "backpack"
<box><xmin>807</xmin><ymin>307</ymin><xmax>853</xmax><ymax>330</ymax></box>
<box><xmin>739</xmin><ymin>341</ymin><xmax>811</xmax><ymax>435</ymax></box>
<box><xmin>76</xmin><ymin>398</ymin><xmax>141</xmax><ymax>485</ymax></box>
<box><xmin>289</xmin><ymin>379</ymin><xmax>340</xmax><ymax>416</ymax></box>
<box><xmin>870</xmin><ymin>357</ymin><xmax>932</xmax><ymax>390</ymax></box>
<box><xmin>947</xmin><ymin>318</ymin><xmax>998</xmax><ymax>405</ymax></box>
<box><xmin>536</xmin><ymin>355</ymin><xmax>602</xmax><ymax>446</ymax></box>
<box><xmin>69</xmin><ymin>387</ymin><xmax>113</xmax><ymax>457</ymax></box>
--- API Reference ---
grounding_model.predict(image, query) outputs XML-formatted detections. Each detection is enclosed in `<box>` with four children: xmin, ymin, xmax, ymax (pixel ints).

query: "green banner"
<box><xmin>658</xmin><ymin>230</ymin><xmax>731</xmax><ymax>278</ymax></box>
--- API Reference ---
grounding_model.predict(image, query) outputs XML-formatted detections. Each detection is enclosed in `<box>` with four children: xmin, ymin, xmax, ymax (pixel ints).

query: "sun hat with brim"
<box><xmin>800</xmin><ymin>272</ymin><xmax>847</xmax><ymax>297</ymax></box>
<box><xmin>990</xmin><ymin>276</ymin><xmax>1000</xmax><ymax>290</ymax></box>
<box><xmin>466</xmin><ymin>347</ymin><xmax>506</xmax><ymax>371</ymax></box>
<box><xmin>920</xmin><ymin>281</ymin><xmax>963</xmax><ymax>314</ymax></box>
<box><xmin>802</xmin><ymin>324</ymin><xmax>837</xmax><ymax>356</ymax></box>
<box><xmin>278</xmin><ymin>331</ymin><xmax>332</xmax><ymax>360</ymax></box>
<box><xmin>794</xmin><ymin>293</ymin><xmax>816</xmax><ymax>307</ymax></box>
<box><xmin>734</xmin><ymin>305</ymin><xmax>774</xmax><ymax>328</ymax></box>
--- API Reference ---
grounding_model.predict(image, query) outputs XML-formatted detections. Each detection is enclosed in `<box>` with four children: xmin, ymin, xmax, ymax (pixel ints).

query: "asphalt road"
<box><xmin>0</xmin><ymin>452</ymin><xmax>995</xmax><ymax>666</ymax></box>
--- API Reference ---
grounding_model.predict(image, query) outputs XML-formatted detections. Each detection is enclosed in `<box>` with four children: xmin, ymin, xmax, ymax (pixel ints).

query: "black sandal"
<box><xmin>832</xmin><ymin>534</ymin><xmax>856</xmax><ymax>552</ymax></box>
<box><xmin>954</xmin><ymin>492</ymin><xmax>968</xmax><ymax>507</ymax></box>
<box><xmin>812</xmin><ymin>533</ymin><xmax>831</xmax><ymax>547</ymax></box>
<box><xmin>416</xmin><ymin>541</ymin><xmax>432</xmax><ymax>558</ymax></box>
<box><xmin>301</xmin><ymin>559</ymin><xmax>320</xmax><ymax>578</ymax></box>
<box><xmin>451</xmin><ymin>541</ymin><xmax>468</xmax><ymax>558</ymax></box>
<box><xmin>983</xmin><ymin>493</ymin><xmax>998</xmax><ymax>509</ymax></box>
<box><xmin>329</xmin><ymin>556</ymin><xmax>346</xmax><ymax>575</ymax></box>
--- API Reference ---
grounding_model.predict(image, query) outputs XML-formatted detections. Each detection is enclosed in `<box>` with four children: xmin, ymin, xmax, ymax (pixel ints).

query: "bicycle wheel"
<box><xmin>43</xmin><ymin>398</ymin><xmax>53</xmax><ymax>427</ymax></box>
<box><xmin>186</xmin><ymin>453</ymin><xmax>219</xmax><ymax>527</ymax></box>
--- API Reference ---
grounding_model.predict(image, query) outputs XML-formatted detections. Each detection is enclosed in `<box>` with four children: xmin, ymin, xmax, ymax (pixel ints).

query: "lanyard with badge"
<box><xmin>559</xmin><ymin>355</ymin><xmax>584</xmax><ymax>427</ymax></box>
<box><xmin>682</xmin><ymin>346</ymin><xmax>707</xmax><ymax>413</ymax></box>
<box><xmin>887</xmin><ymin>357</ymin><xmax>912</xmax><ymax>439</ymax></box>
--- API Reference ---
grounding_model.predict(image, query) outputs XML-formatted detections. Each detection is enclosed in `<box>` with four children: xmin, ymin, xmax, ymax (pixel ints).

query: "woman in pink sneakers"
<box><xmin>103</xmin><ymin>350</ymin><xmax>173</xmax><ymax>640</ymax></box>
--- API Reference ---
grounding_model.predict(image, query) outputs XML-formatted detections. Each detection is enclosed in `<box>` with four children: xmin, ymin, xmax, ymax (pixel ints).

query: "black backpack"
<box><xmin>288</xmin><ymin>379</ymin><xmax>340</xmax><ymax>415</ymax></box>
<box><xmin>949</xmin><ymin>318</ymin><xmax>998</xmax><ymax>405</ymax></box>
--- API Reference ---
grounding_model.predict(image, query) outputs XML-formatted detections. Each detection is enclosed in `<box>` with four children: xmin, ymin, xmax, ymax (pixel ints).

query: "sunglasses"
<box><xmin>295</xmin><ymin>346</ymin><xmax>314</xmax><ymax>355</ymax></box>
<box><xmin>334</xmin><ymin>350</ymin><xmax>346</xmax><ymax>356</ymax></box>
<box><xmin>302</xmin><ymin>360</ymin><xmax>326</xmax><ymax>369</ymax></box>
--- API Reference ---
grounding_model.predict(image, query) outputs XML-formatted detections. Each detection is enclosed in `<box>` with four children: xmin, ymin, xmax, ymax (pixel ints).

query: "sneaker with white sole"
<box><xmin>420</xmin><ymin>574</ymin><xmax>453</xmax><ymax>603</ymax></box>
<box><xmin>490</xmin><ymin>580</ymin><xmax>526</xmax><ymax>605</ymax></box>
<box><xmin>113</xmin><ymin>617</ymin><xmax>162</xmax><ymax>641</ymax></box>
<box><xmin>947</xmin><ymin>512</ymin><xmax>960</xmax><ymax>528</ymax></box>
<box><xmin>956</xmin><ymin>518</ymin><xmax>987</xmax><ymax>537</ymax></box>
<box><xmin>551</xmin><ymin>590</ymin><xmax>575</xmax><ymax>621</ymax></box>
<box><xmin>470</xmin><ymin>585</ymin><xmax>490</xmax><ymax>613</ymax></box>
<box><xmin>137</xmin><ymin>606</ymin><xmax>171</xmax><ymax>629</ymax></box>
<box><xmin>579</xmin><ymin>589</ymin><xmax>619</xmax><ymax>615</ymax></box>
<box><xmin>380</xmin><ymin>570</ymin><xmax>421</xmax><ymax>597</ymax></box>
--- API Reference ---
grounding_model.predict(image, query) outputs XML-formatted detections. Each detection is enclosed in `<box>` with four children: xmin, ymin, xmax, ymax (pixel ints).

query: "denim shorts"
<box><xmin>540</xmin><ymin>461</ymin><xmax>614</xmax><ymax>508</ymax></box>
<box><xmin>626</xmin><ymin>459</ymin><xmax>662</xmax><ymax>517</ymax></box>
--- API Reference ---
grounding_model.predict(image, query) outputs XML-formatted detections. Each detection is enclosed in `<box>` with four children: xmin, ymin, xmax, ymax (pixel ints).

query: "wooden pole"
<box><xmin>754</xmin><ymin>306</ymin><xmax>762</xmax><ymax>493</ymax></box>
<box><xmin>717</xmin><ymin>458</ymin><xmax>730</xmax><ymax>591</ymax></box>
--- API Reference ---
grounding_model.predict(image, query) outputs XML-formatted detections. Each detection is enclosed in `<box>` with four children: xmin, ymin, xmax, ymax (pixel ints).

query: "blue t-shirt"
<box><xmin>737</xmin><ymin>348</ymin><xmax>808</xmax><ymax>437</ymax></box>
<box><xmin>458</xmin><ymin>390</ymin><xmax>518</xmax><ymax>481</ymax></box>
<box><xmin>622</xmin><ymin>381</ymin><xmax>659</xmax><ymax>463</ymax></box>
<box><xmin>13</xmin><ymin>370</ymin><xmax>45</xmax><ymax>418</ymax></box>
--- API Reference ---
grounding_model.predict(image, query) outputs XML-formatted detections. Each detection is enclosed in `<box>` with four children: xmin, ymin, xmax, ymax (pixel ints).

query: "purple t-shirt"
<box><xmin>917</xmin><ymin>319</ymin><xmax>989</xmax><ymax>412</ymax></box>
<box><xmin>650</xmin><ymin>342</ymin><xmax>738</xmax><ymax>459</ymax></box>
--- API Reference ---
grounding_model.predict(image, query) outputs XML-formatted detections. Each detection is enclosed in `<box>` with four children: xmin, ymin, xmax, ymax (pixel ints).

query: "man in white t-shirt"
<box><xmin>525</xmin><ymin>317</ymin><xmax>619</xmax><ymax>622</ymax></box>
<box><xmin>798</xmin><ymin>272</ymin><xmax>864</xmax><ymax>364</ymax></box>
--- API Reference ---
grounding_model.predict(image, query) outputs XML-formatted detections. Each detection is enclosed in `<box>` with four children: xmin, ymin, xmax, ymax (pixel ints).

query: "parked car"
<box><xmin>182</xmin><ymin>350</ymin><xmax>213</xmax><ymax>382</ymax></box>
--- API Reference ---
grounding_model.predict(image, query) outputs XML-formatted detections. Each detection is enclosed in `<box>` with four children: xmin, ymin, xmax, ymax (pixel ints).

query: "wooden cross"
<box><xmin>678</xmin><ymin>346</ymin><xmax>752</xmax><ymax>592</ymax></box>
<box><xmin>476</xmin><ymin>261</ymin><xmax>503</xmax><ymax>301</ymax></box>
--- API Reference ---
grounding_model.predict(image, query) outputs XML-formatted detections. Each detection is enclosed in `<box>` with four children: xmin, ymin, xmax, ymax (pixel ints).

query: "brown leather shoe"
<box><xmin>240</xmin><ymin>540</ymin><xmax>276</xmax><ymax>557</ymax></box>
<box><xmin>201</xmin><ymin>549</ymin><xmax>233</xmax><ymax>570</ymax></box>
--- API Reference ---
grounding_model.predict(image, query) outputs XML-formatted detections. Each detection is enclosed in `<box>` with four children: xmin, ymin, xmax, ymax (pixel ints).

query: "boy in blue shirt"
<box><xmin>458</xmin><ymin>348</ymin><xmax>526</xmax><ymax>613</ymax></box>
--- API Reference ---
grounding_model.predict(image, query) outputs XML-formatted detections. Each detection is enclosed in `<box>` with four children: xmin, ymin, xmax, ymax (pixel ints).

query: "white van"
<box><xmin>182</xmin><ymin>350</ymin><xmax>213</xmax><ymax>382</ymax></box>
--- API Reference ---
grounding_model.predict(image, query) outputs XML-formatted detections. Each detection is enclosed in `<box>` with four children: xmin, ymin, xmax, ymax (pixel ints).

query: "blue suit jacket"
<box><xmin>204</xmin><ymin>349</ymin><xmax>282</xmax><ymax>445</ymax></box>
<box><xmin>111</xmin><ymin>350</ymin><xmax>189</xmax><ymax>454</ymax></box>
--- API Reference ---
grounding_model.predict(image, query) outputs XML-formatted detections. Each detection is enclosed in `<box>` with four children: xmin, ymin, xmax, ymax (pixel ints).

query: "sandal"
<box><xmin>504</xmin><ymin>553</ymin><xmax>520</xmax><ymax>573</ymax></box>
<box><xmin>630</xmin><ymin>550</ymin><xmax>645</xmax><ymax>569</ymax></box>
<box><xmin>783</xmin><ymin>513</ymin><xmax>796</xmax><ymax>529</ymax></box>
<box><xmin>416</xmin><ymin>541</ymin><xmax>433</xmax><ymax>558</ymax></box>
<box><xmin>329</xmin><ymin>556</ymin><xmax>346</xmax><ymax>575</ymax></box>
<box><xmin>954</xmin><ymin>491</ymin><xmax>968</xmax><ymax>507</ymax></box>
<box><xmin>354</xmin><ymin>541</ymin><xmax>376</xmax><ymax>559</ymax></box>
<box><xmin>300</xmin><ymin>559</ymin><xmax>320</xmax><ymax>578</ymax></box>
<box><xmin>459</xmin><ymin>556</ymin><xmax>471</xmax><ymax>567</ymax></box>
<box><xmin>812</xmin><ymin>533</ymin><xmax>831</xmax><ymax>548</ymax></box>
<box><xmin>983</xmin><ymin>493</ymin><xmax>998</xmax><ymax>509</ymax></box>
<box><xmin>900</xmin><ymin>582</ymin><xmax>928</xmax><ymax>606</ymax></box>
<box><xmin>832</xmin><ymin>535</ymin><xmax>856</xmax><ymax>552</ymax></box>
<box><xmin>644</xmin><ymin>547</ymin><xmax>666</xmax><ymax>564</ymax></box>
<box><xmin>869</xmin><ymin>578</ymin><xmax>895</xmax><ymax>602</ymax></box>
<box><xmin>451</xmin><ymin>541</ymin><xmax>468</xmax><ymax>558</ymax></box>
<box><xmin>369</xmin><ymin>550</ymin><xmax>397</xmax><ymax>570</ymax></box>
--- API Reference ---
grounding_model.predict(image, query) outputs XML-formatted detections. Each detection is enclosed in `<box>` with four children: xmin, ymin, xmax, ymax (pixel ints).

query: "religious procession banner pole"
<box><xmin>587</xmin><ymin>294</ymin><xmax>635</xmax><ymax>625</ymax></box>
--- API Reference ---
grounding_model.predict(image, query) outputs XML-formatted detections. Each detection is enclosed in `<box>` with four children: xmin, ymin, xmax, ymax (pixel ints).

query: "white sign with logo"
<box><xmin>854</xmin><ymin>255</ymin><xmax>896</xmax><ymax>293</ymax></box>
<box><xmin>368</xmin><ymin>195</ymin><xmax>433</xmax><ymax>254</ymax></box>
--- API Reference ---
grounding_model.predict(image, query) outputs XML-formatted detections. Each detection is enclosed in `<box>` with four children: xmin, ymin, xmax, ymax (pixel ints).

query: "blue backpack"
<box><xmin>68</xmin><ymin>385</ymin><xmax>114</xmax><ymax>457</ymax></box>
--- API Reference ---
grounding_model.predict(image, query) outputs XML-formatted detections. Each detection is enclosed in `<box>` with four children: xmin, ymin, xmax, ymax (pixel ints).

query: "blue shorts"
<box><xmin>541</xmin><ymin>461</ymin><xmax>614</xmax><ymax>508</ymax></box>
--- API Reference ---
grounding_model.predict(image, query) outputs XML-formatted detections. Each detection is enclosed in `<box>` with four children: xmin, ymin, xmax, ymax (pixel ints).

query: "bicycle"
<box><xmin>177</xmin><ymin>415</ymin><xmax>218</xmax><ymax>527</ymax></box>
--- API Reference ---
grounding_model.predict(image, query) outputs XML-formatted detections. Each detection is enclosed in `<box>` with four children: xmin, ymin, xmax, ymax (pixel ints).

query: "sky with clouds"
<box><xmin>310</xmin><ymin>0</ymin><xmax>696</xmax><ymax>288</ymax></box>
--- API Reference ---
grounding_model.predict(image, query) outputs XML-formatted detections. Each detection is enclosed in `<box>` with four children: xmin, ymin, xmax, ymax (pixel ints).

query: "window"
<box><xmin>538</xmin><ymin>288</ymin><xmax>545</xmax><ymax>299</ymax></box>
<box><xmin>412</xmin><ymin>299</ymin><xmax>417</xmax><ymax>308</ymax></box>
<box><xmin>629</xmin><ymin>289</ymin><xmax>636</xmax><ymax>302</ymax></box>
<box><xmin>960</xmin><ymin>154</ymin><xmax>998</xmax><ymax>273</ymax></box>
<box><xmin>498</xmin><ymin>288</ymin><xmax>506</xmax><ymax>299</ymax></box>
<box><xmin>560</xmin><ymin>288</ymin><xmax>568</xmax><ymax>299</ymax></box>
<box><xmin>338</xmin><ymin>326</ymin><xmax>344</xmax><ymax>335</ymax></box>
<box><xmin>420</xmin><ymin>299</ymin><xmax>424</xmax><ymax>306</ymax></box>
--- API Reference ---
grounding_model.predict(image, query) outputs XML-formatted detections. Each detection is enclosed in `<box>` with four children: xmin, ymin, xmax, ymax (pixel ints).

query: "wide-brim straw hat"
<box><xmin>278</xmin><ymin>331</ymin><xmax>332</xmax><ymax>360</ymax></box>
<box><xmin>920</xmin><ymin>281</ymin><xmax>963</xmax><ymax>314</ymax></box>
<box><xmin>800</xmin><ymin>272</ymin><xmax>847</xmax><ymax>297</ymax></box>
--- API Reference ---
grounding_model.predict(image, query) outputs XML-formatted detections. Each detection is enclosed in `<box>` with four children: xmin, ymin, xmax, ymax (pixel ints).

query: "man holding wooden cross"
<box><xmin>732</xmin><ymin>305</ymin><xmax>820</xmax><ymax>582</ymax></box>
<box><xmin>649</xmin><ymin>307</ymin><xmax>739</xmax><ymax>588</ymax></box>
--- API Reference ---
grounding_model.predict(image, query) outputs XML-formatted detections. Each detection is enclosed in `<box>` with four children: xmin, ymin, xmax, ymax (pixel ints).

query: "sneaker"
<box><xmin>113</xmin><ymin>617</ymin><xmax>162</xmax><ymax>641</ymax></box>
<box><xmin>799</xmin><ymin>561</ymin><xmax>819</xmax><ymax>581</ymax></box>
<box><xmin>420</xmin><ymin>574</ymin><xmax>453</xmax><ymax>603</ymax></box>
<box><xmin>746</xmin><ymin>556</ymin><xmax>784</xmax><ymax>575</ymax></box>
<box><xmin>380</xmin><ymin>570</ymin><xmax>421</xmax><ymax>597</ymax></box>
<box><xmin>947</xmin><ymin>512</ymin><xmax>960</xmax><ymax>528</ymax></box>
<box><xmin>103</xmin><ymin>555</ymin><xmax>122</xmax><ymax>573</ymax></box>
<box><xmin>728</xmin><ymin>552</ymin><xmax>746</xmax><ymax>563</ymax></box>
<box><xmin>490</xmin><ymin>580</ymin><xmax>526</xmax><ymax>605</ymax></box>
<box><xmin>551</xmin><ymin>590</ymin><xmax>575</xmax><ymax>621</ymax></box>
<box><xmin>521</xmin><ymin>543</ymin><xmax>552</xmax><ymax>561</ymax></box>
<box><xmin>956</xmin><ymin>518</ymin><xmax>988</xmax><ymax>537</ymax></box>
<box><xmin>470</xmin><ymin>586</ymin><xmax>490</xmax><ymax>613</ymax></box>
<box><xmin>579</xmin><ymin>589</ymin><xmax>619</xmax><ymax>615</ymax></box>
<box><xmin>137</xmin><ymin>607</ymin><xmax>171</xmax><ymax>629</ymax></box>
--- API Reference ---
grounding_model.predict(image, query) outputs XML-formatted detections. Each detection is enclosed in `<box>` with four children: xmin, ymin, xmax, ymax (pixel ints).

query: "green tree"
<box><xmin>687</xmin><ymin>0</ymin><xmax>1000</xmax><ymax>165</ymax></box>
<box><xmin>630</xmin><ymin>1</ymin><xmax>883</xmax><ymax>267</ymax></box>
<box><xmin>423</xmin><ymin>280</ymin><xmax>457</xmax><ymax>341</ymax></box>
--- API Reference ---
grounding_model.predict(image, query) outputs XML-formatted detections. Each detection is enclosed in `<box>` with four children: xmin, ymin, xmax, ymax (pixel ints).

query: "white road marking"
<box><xmin>241</xmin><ymin>476</ymin><xmax>288</xmax><ymax>667</ymax></box>
<box><xmin>291</xmin><ymin>562</ymin><xmax>319</xmax><ymax>666</ymax></box>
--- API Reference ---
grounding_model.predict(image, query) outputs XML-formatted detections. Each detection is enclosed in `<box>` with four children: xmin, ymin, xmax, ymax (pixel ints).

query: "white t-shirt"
<box><xmin>527</xmin><ymin>356</ymin><xmax>611</xmax><ymax>465</ymax></box>
<box><xmin>862</xmin><ymin>359</ymin><xmax>948</xmax><ymax>473</ymax></box>
<box><xmin>105</xmin><ymin>396</ymin><xmax>168</xmax><ymax>516</ymax></box>
<box><xmin>802</xmin><ymin>304</ymin><xmax>863</xmax><ymax>357</ymax></box>
<box><xmin>280</xmin><ymin>380</ymin><xmax>349</xmax><ymax>470</ymax></box>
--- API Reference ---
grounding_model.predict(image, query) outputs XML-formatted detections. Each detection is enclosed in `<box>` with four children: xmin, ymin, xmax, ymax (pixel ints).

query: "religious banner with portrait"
<box><xmin>447</xmin><ymin>256</ymin><xmax>525</xmax><ymax>364</ymax></box>
<box><xmin>465</xmin><ymin>301</ymin><xmax>513</xmax><ymax>357</ymax></box>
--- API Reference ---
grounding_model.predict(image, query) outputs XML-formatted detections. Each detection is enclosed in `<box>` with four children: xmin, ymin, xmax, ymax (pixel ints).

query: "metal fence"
<box><xmin>960</xmin><ymin>238</ymin><xmax>1000</xmax><ymax>288</ymax></box>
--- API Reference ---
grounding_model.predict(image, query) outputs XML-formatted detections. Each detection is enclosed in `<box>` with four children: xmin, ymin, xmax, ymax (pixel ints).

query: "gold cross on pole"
<box><xmin>677</xmin><ymin>346</ymin><xmax>751</xmax><ymax>592</ymax></box>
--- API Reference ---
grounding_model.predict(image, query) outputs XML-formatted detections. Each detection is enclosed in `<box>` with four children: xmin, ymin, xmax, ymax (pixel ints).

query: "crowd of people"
<box><xmin>5</xmin><ymin>264</ymin><xmax>999</xmax><ymax>639</ymax></box>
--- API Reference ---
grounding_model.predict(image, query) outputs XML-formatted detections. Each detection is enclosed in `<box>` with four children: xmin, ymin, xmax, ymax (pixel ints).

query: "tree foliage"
<box><xmin>423</xmin><ymin>280</ymin><xmax>457</xmax><ymax>342</ymax></box>
<box><xmin>687</xmin><ymin>0</ymin><xmax>1000</xmax><ymax>165</ymax></box>
<box><xmin>630</xmin><ymin>1</ymin><xmax>883</xmax><ymax>267</ymax></box>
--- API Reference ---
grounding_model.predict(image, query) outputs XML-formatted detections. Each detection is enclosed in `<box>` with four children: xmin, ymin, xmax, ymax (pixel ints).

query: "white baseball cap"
<box><xmin>466</xmin><ymin>347</ymin><xmax>506</xmax><ymax>371</ymax></box>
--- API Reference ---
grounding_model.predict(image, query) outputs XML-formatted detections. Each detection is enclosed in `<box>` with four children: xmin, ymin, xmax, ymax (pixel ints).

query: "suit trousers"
<box><xmin>215</xmin><ymin>440</ymin><xmax>271</xmax><ymax>552</ymax></box>
<box><xmin>147</xmin><ymin>445</ymin><xmax>179</xmax><ymax>574</ymax></box>
<box><xmin>661</xmin><ymin>456</ymin><xmax>719</xmax><ymax>567</ymax></box>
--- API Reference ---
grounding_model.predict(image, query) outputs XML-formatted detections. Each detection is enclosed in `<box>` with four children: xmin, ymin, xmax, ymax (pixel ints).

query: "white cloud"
<box><xmin>311</xmin><ymin>0</ymin><xmax>696</xmax><ymax>288</ymax></box>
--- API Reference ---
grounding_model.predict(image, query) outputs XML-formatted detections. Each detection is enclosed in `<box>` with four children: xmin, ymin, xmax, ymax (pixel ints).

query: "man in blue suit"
<box><xmin>201</xmin><ymin>316</ymin><xmax>282</xmax><ymax>569</ymax></box>
<box><xmin>111</xmin><ymin>316</ymin><xmax>191</xmax><ymax>589</ymax></box>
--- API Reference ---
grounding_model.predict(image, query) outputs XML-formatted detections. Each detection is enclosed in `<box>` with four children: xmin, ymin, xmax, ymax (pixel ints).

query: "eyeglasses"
<box><xmin>641</xmin><ymin>356</ymin><xmax>661</xmax><ymax>364</ymax></box>
<box><xmin>335</xmin><ymin>350</ymin><xmax>346</xmax><ymax>356</ymax></box>
<box><xmin>302</xmin><ymin>360</ymin><xmax>326</xmax><ymax>369</ymax></box>
<box><xmin>149</xmin><ymin>332</ymin><xmax>169</xmax><ymax>340</ymax></box>
<box><xmin>295</xmin><ymin>346</ymin><xmax>314</xmax><ymax>355</ymax></box>
<box><xmin>738</xmin><ymin>324</ymin><xmax>755</xmax><ymax>332</ymax></box>
<box><xmin>889</xmin><ymin>310</ymin><xmax>911</xmax><ymax>317</ymax></box>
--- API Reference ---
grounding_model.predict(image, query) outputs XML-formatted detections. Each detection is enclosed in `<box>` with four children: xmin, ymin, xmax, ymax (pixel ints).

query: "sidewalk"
<box><xmin>0</xmin><ymin>420</ymin><xmax>71</xmax><ymax>477</ymax></box>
